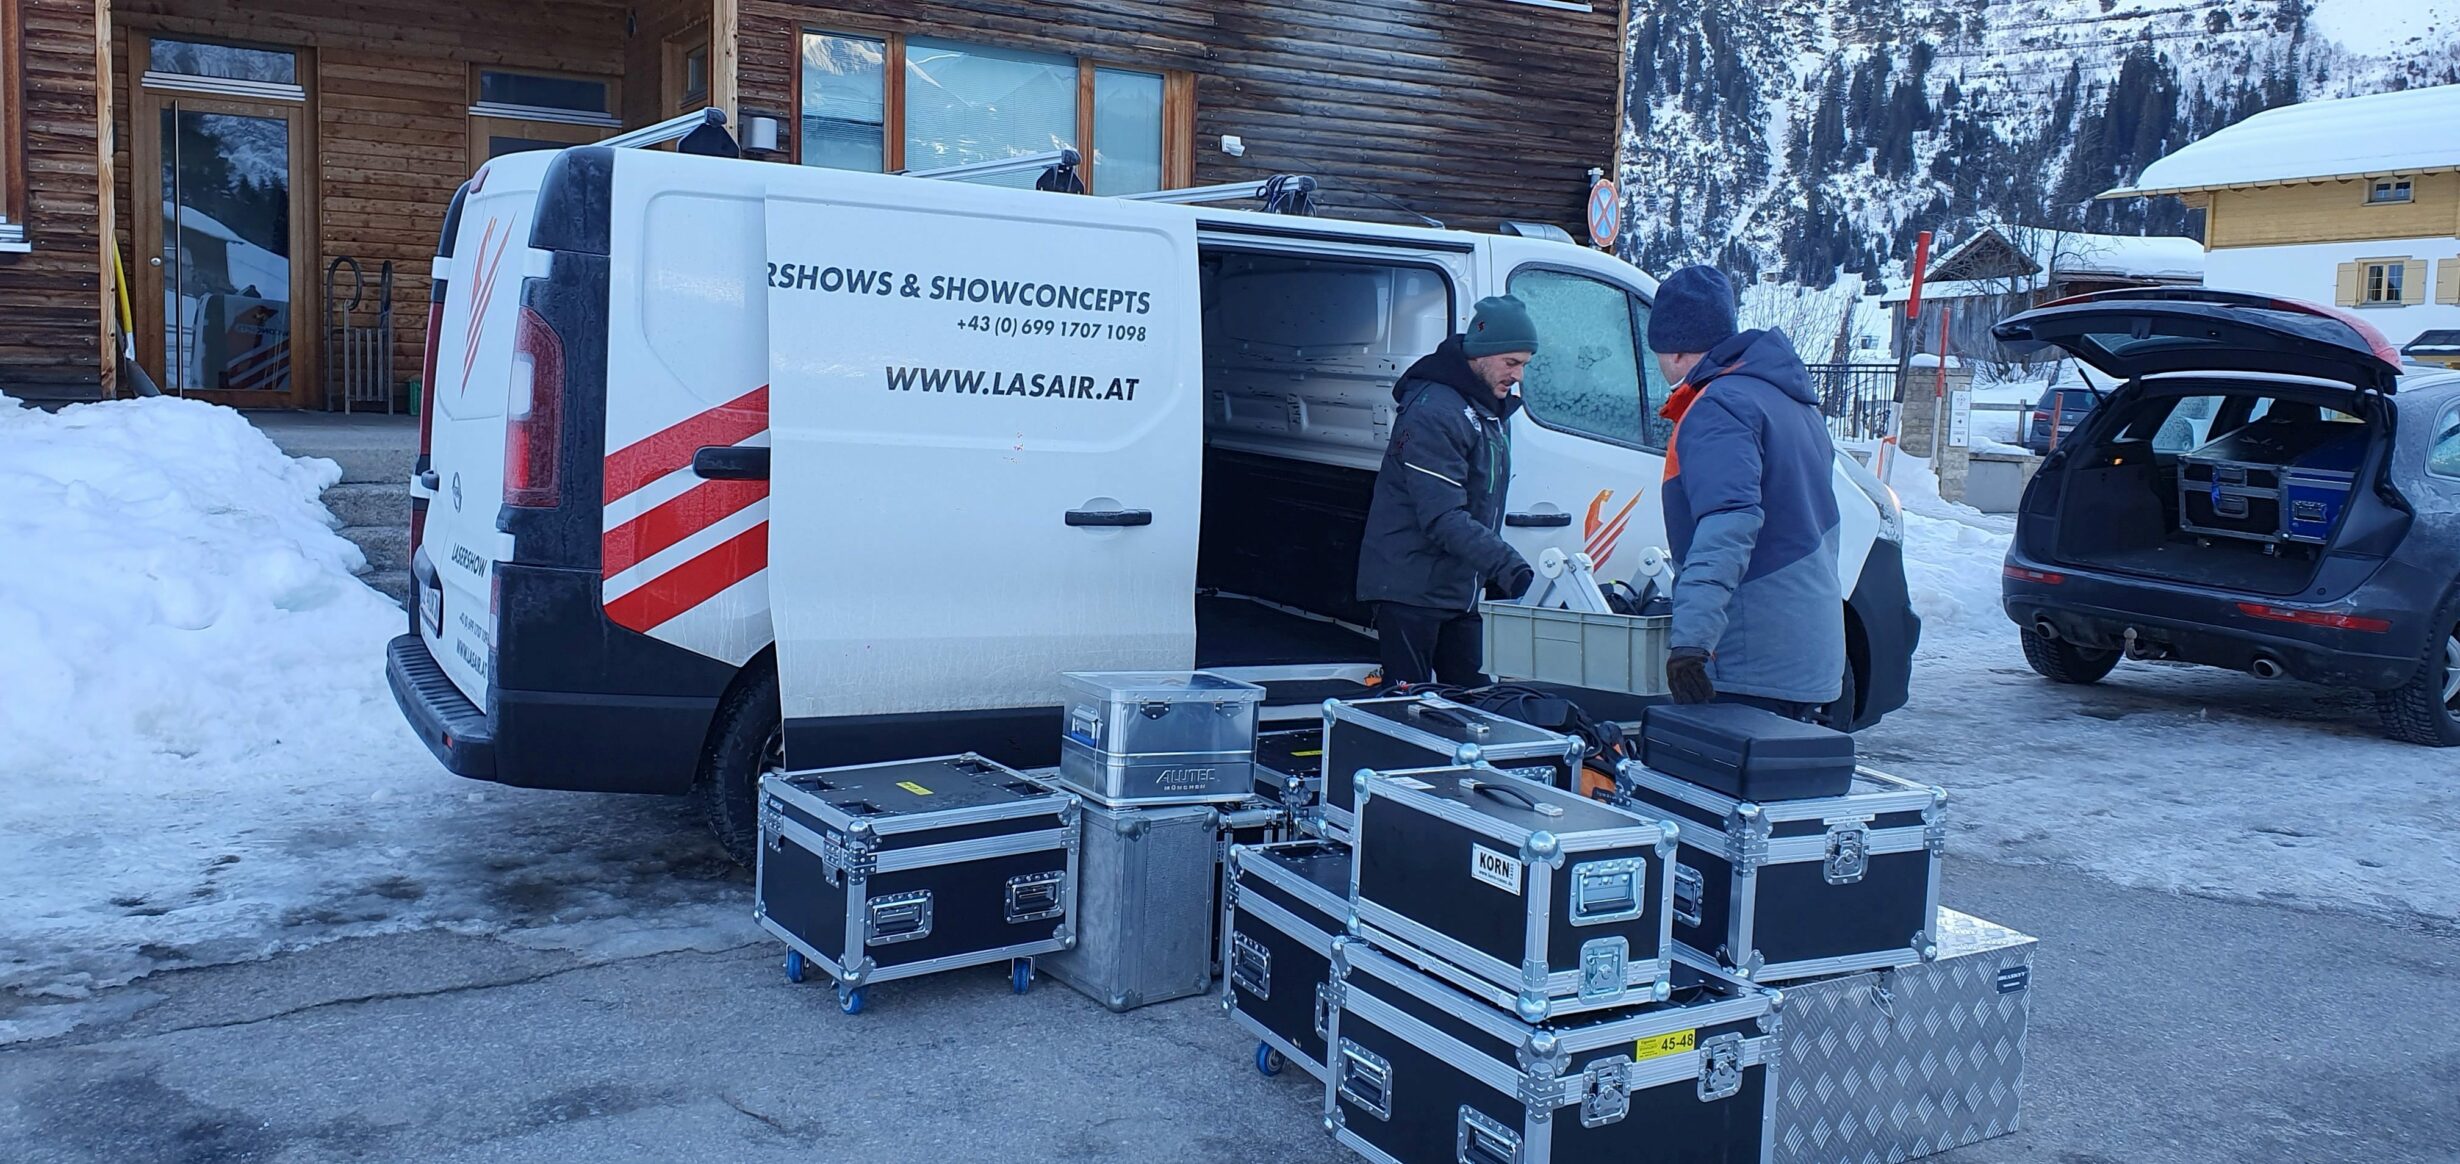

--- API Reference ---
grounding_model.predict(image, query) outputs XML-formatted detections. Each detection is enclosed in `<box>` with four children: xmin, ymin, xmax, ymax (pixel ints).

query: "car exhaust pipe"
<box><xmin>2121</xmin><ymin>627</ymin><xmax>2168</xmax><ymax>662</ymax></box>
<box><xmin>2033</xmin><ymin>619</ymin><xmax>2059</xmax><ymax>641</ymax></box>
<box><xmin>2250</xmin><ymin>656</ymin><xmax>2285</xmax><ymax>680</ymax></box>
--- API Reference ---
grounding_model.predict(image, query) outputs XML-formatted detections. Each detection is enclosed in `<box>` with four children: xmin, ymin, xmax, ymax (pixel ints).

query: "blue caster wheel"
<box><xmin>1256</xmin><ymin>1042</ymin><xmax>1285</xmax><ymax>1076</ymax></box>
<box><xmin>837</xmin><ymin>985</ymin><xmax>866</xmax><ymax>1015</ymax></box>
<box><xmin>1011</xmin><ymin>958</ymin><xmax>1034</xmax><ymax>995</ymax></box>
<box><xmin>783</xmin><ymin>950</ymin><xmax>805</xmax><ymax>984</ymax></box>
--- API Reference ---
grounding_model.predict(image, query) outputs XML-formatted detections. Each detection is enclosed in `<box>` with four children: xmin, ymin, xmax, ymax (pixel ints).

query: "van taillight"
<box><xmin>505</xmin><ymin>306</ymin><xmax>564</xmax><ymax>509</ymax></box>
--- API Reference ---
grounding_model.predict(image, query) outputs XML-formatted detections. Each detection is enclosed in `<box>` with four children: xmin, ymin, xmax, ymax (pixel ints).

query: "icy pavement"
<box><xmin>2</xmin><ymin>394</ymin><xmax>2454</xmax><ymax>1045</ymax></box>
<box><xmin>1865</xmin><ymin>462</ymin><xmax>2460</xmax><ymax>927</ymax></box>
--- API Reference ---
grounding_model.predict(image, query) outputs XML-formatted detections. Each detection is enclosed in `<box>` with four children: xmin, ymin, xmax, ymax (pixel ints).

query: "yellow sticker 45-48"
<box><xmin>1634</xmin><ymin>1029</ymin><xmax>1696</xmax><ymax>1062</ymax></box>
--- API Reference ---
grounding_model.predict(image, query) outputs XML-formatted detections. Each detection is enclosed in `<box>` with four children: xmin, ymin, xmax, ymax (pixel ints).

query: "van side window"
<box><xmin>2432</xmin><ymin>403</ymin><xmax>2460</xmax><ymax>479</ymax></box>
<box><xmin>1508</xmin><ymin>268</ymin><xmax>1669</xmax><ymax>449</ymax></box>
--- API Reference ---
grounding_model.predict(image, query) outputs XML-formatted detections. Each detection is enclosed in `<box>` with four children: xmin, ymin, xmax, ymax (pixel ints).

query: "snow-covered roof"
<box><xmin>2103</xmin><ymin>83</ymin><xmax>2460</xmax><ymax>198</ymax></box>
<box><xmin>1881</xmin><ymin>228</ymin><xmax>2204</xmax><ymax>303</ymax></box>
<box><xmin>1879</xmin><ymin>276</ymin><xmax>2040</xmax><ymax>305</ymax></box>
<box><xmin>2406</xmin><ymin>329</ymin><xmax>2460</xmax><ymax>356</ymax></box>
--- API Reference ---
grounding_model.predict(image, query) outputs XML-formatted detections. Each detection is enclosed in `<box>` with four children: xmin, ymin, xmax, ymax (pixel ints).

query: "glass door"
<box><xmin>132</xmin><ymin>37</ymin><xmax>311</xmax><ymax>407</ymax></box>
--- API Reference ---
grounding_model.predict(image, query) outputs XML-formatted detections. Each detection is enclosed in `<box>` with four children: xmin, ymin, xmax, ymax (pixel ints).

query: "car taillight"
<box><xmin>2234</xmin><ymin>603</ymin><xmax>2389</xmax><ymax>633</ymax></box>
<box><xmin>2003</xmin><ymin>565</ymin><xmax>2064</xmax><ymax>585</ymax></box>
<box><xmin>504</xmin><ymin>306</ymin><xmax>564</xmax><ymax>509</ymax></box>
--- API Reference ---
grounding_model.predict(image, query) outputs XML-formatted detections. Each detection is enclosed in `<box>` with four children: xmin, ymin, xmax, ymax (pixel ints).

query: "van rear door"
<box><xmin>418</xmin><ymin>153</ymin><xmax>554</xmax><ymax>705</ymax></box>
<box><xmin>763</xmin><ymin>176</ymin><xmax>1202</xmax><ymax>747</ymax></box>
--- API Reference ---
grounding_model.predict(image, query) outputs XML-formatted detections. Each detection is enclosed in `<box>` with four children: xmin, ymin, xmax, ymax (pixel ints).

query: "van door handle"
<box><xmin>1506</xmin><ymin>512</ymin><xmax>1572</xmax><ymax>528</ymax></box>
<box><xmin>1065</xmin><ymin>509</ymin><xmax>1152</xmax><ymax>527</ymax></box>
<box><xmin>692</xmin><ymin>445</ymin><xmax>770</xmax><ymax>481</ymax></box>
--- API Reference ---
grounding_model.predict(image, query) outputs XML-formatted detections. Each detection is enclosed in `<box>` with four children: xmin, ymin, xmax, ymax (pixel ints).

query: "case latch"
<box><xmin>864</xmin><ymin>890</ymin><xmax>933</xmax><ymax>945</ymax></box>
<box><xmin>1456</xmin><ymin>1105</ymin><xmax>1521</xmax><ymax>1163</ymax></box>
<box><xmin>1577</xmin><ymin>937</ymin><xmax>1628</xmax><ymax>1001</ymax></box>
<box><xmin>1696</xmin><ymin>1033</ymin><xmax>1744</xmax><ymax>1102</ymax></box>
<box><xmin>1579</xmin><ymin>1055</ymin><xmax>1633</xmax><ymax>1128</ymax></box>
<box><xmin>1823</xmin><ymin>822</ymin><xmax>1870</xmax><ymax>885</ymax></box>
<box><xmin>1672</xmin><ymin>863</ymin><xmax>1705</xmax><ymax>928</ymax></box>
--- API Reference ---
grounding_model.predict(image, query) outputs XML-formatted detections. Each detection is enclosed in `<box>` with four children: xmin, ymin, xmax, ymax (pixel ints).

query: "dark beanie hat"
<box><xmin>1463</xmin><ymin>295</ymin><xmax>1540</xmax><ymax>357</ymax></box>
<box><xmin>1647</xmin><ymin>266</ymin><xmax>1739</xmax><ymax>354</ymax></box>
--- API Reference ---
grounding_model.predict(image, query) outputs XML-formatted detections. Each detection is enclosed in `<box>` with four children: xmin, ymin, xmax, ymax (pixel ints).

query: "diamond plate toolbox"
<box><xmin>1772</xmin><ymin>908</ymin><xmax>2036</xmax><ymax>1164</ymax></box>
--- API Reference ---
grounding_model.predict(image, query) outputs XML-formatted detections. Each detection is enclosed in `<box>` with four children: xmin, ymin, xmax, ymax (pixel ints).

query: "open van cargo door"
<box><xmin>1993</xmin><ymin>289</ymin><xmax>2405</xmax><ymax>394</ymax></box>
<box><xmin>763</xmin><ymin>176</ymin><xmax>1203</xmax><ymax>743</ymax></box>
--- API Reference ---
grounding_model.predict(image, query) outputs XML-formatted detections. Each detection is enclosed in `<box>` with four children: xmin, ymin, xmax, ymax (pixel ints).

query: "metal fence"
<box><xmin>1803</xmin><ymin>363</ymin><xmax>1900</xmax><ymax>443</ymax></box>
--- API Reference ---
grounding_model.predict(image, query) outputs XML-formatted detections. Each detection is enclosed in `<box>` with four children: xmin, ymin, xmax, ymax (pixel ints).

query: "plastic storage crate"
<box><xmin>1480</xmin><ymin>601</ymin><xmax>1672</xmax><ymax>696</ymax></box>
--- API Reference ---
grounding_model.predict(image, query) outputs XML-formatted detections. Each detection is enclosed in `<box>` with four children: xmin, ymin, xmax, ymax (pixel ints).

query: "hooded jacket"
<box><xmin>1357</xmin><ymin>336</ymin><xmax>1525</xmax><ymax>612</ymax></box>
<box><xmin>1659</xmin><ymin>328</ymin><xmax>1846</xmax><ymax>704</ymax></box>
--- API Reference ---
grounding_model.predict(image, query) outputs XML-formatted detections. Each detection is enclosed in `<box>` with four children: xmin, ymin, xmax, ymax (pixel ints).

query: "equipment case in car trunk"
<box><xmin>755</xmin><ymin>755</ymin><xmax>1079</xmax><ymax>1010</ymax></box>
<box><xmin>1327</xmin><ymin>942</ymin><xmax>1778</xmax><ymax>1164</ymax></box>
<box><xmin>1040</xmin><ymin>799</ymin><xmax>1220</xmax><ymax>1012</ymax></box>
<box><xmin>1351</xmin><ymin>766</ymin><xmax>1677</xmax><ymax>1020</ymax></box>
<box><xmin>1319</xmin><ymin>693</ymin><xmax>1585</xmax><ymax>839</ymax></box>
<box><xmin>2178</xmin><ymin>421</ymin><xmax>2367</xmax><ymax>546</ymax></box>
<box><xmin>1616</xmin><ymin>764</ymin><xmax>1944</xmax><ymax>983</ymax></box>
<box><xmin>1772</xmin><ymin>909</ymin><xmax>2037</xmax><ymax>1164</ymax></box>
<box><xmin>1223</xmin><ymin>837</ymin><xmax>1352</xmax><ymax>1079</ymax></box>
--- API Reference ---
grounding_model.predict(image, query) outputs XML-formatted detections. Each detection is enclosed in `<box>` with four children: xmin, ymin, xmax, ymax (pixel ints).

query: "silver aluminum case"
<box><xmin>1620</xmin><ymin>763</ymin><xmax>1946</xmax><ymax>984</ymax></box>
<box><xmin>753</xmin><ymin>757</ymin><xmax>1081</xmax><ymax>994</ymax></box>
<box><xmin>1040</xmin><ymin>799</ymin><xmax>1221</xmax><ymax>1011</ymax></box>
<box><xmin>1325</xmin><ymin>940</ymin><xmax>1780</xmax><ymax>1164</ymax></box>
<box><xmin>1772</xmin><ymin>909</ymin><xmax>2036</xmax><ymax>1164</ymax></box>
<box><xmin>1220</xmin><ymin>838</ymin><xmax>1353</xmax><ymax>1080</ymax></box>
<box><xmin>1055</xmin><ymin>671</ymin><xmax>1264</xmax><ymax>806</ymax></box>
<box><xmin>1350</xmin><ymin>766</ymin><xmax>1680</xmax><ymax>1021</ymax></box>
<box><xmin>1315</xmin><ymin>694</ymin><xmax>1588</xmax><ymax>838</ymax></box>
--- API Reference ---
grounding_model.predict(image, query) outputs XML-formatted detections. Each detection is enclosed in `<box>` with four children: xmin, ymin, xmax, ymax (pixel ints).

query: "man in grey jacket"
<box><xmin>1648</xmin><ymin>266</ymin><xmax>1846</xmax><ymax>719</ymax></box>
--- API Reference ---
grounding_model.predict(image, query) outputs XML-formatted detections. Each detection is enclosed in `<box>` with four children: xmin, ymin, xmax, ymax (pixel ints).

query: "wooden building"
<box><xmin>1878</xmin><ymin>225</ymin><xmax>2205</xmax><ymax>364</ymax></box>
<box><xmin>2102</xmin><ymin>83</ymin><xmax>2460</xmax><ymax>357</ymax></box>
<box><xmin>0</xmin><ymin>0</ymin><xmax>1621</xmax><ymax>408</ymax></box>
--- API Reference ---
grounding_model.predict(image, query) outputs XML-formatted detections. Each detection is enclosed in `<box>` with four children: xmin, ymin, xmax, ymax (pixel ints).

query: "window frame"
<box><xmin>1504</xmin><ymin>261</ymin><xmax>1668</xmax><ymax>453</ymax></box>
<box><xmin>791</xmin><ymin>27</ymin><xmax>1193</xmax><ymax>192</ymax></box>
<box><xmin>465</xmin><ymin>65</ymin><xmax>621</xmax><ymax>168</ymax></box>
<box><xmin>0</xmin><ymin>0</ymin><xmax>23</xmax><ymax>249</ymax></box>
<box><xmin>2367</xmin><ymin>178</ymin><xmax>2414</xmax><ymax>206</ymax></box>
<box><xmin>666</xmin><ymin>29</ymin><xmax>712</xmax><ymax>115</ymax></box>
<box><xmin>2430</xmin><ymin>401</ymin><xmax>2460</xmax><ymax>482</ymax></box>
<box><xmin>2361</xmin><ymin>258</ymin><xmax>2406</xmax><ymax>306</ymax></box>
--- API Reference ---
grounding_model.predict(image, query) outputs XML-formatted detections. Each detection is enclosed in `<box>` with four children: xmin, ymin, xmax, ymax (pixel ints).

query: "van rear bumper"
<box><xmin>387</xmin><ymin>633</ymin><xmax>716</xmax><ymax>794</ymax></box>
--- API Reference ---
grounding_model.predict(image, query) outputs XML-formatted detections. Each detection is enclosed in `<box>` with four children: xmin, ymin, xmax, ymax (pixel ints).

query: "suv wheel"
<box><xmin>2377</xmin><ymin>620</ymin><xmax>2460</xmax><ymax>747</ymax></box>
<box><xmin>2019</xmin><ymin>626</ymin><xmax>2120</xmax><ymax>685</ymax></box>
<box><xmin>694</xmin><ymin>662</ymin><xmax>782</xmax><ymax>864</ymax></box>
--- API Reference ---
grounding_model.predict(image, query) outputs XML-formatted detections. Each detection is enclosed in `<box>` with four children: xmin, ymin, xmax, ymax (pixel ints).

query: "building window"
<box><xmin>468</xmin><ymin>68</ymin><xmax>620</xmax><ymax>162</ymax></box>
<box><xmin>2367</xmin><ymin>261</ymin><xmax>2405</xmax><ymax>304</ymax></box>
<box><xmin>2367</xmin><ymin>179</ymin><xmax>2413</xmax><ymax>205</ymax></box>
<box><xmin>796</xmin><ymin>30</ymin><xmax>1187</xmax><ymax>194</ymax></box>
<box><xmin>1</xmin><ymin>0</ymin><xmax>23</xmax><ymax>250</ymax></box>
<box><xmin>668</xmin><ymin>33</ymin><xmax>711</xmax><ymax>113</ymax></box>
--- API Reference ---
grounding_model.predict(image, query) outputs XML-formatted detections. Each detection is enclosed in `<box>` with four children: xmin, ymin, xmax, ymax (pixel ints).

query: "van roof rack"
<box><xmin>901</xmin><ymin>149</ymin><xmax>1082</xmax><ymax>189</ymax></box>
<box><xmin>602</xmin><ymin>107</ymin><xmax>733</xmax><ymax>152</ymax></box>
<box><xmin>1119</xmin><ymin>175</ymin><xmax>1317</xmax><ymax>216</ymax></box>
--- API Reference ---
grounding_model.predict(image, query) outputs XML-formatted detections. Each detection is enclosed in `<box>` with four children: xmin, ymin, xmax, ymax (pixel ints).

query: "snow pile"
<box><xmin>1885</xmin><ymin>455</ymin><xmax>2018</xmax><ymax>645</ymax></box>
<box><xmin>2116</xmin><ymin>82</ymin><xmax>2460</xmax><ymax>196</ymax></box>
<box><xmin>0</xmin><ymin>395</ymin><xmax>747</xmax><ymax>1043</ymax></box>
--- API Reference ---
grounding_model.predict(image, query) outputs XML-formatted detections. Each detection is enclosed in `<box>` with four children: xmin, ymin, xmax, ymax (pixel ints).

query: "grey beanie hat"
<box><xmin>1463</xmin><ymin>295</ymin><xmax>1540</xmax><ymax>357</ymax></box>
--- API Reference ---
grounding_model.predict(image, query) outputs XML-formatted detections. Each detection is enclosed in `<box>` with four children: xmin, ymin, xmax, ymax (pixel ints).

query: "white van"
<box><xmin>385</xmin><ymin>133</ymin><xmax>1919</xmax><ymax>859</ymax></box>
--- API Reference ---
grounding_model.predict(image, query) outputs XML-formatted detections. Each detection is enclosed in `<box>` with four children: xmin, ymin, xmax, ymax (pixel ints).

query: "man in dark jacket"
<box><xmin>1356</xmin><ymin>296</ymin><xmax>1542</xmax><ymax>685</ymax></box>
<box><xmin>1649</xmin><ymin>266</ymin><xmax>1846</xmax><ymax>718</ymax></box>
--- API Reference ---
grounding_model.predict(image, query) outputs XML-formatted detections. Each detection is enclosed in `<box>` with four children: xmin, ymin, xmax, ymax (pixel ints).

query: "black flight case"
<box><xmin>1350</xmin><ymin>765</ymin><xmax>1678</xmax><ymax>1021</ymax></box>
<box><xmin>1223</xmin><ymin>836</ymin><xmax>1351</xmax><ymax>1079</ymax></box>
<box><xmin>1319</xmin><ymin>693</ymin><xmax>1586</xmax><ymax>839</ymax></box>
<box><xmin>755</xmin><ymin>754</ymin><xmax>1079</xmax><ymax>1013</ymax></box>
<box><xmin>1328</xmin><ymin>941</ymin><xmax>1780</xmax><ymax>1164</ymax></box>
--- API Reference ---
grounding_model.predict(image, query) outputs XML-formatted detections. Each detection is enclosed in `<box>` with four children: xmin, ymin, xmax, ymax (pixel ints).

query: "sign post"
<box><xmin>1882</xmin><ymin>230</ymin><xmax>1933</xmax><ymax>484</ymax></box>
<box><xmin>1587</xmin><ymin>177</ymin><xmax>1620</xmax><ymax>251</ymax></box>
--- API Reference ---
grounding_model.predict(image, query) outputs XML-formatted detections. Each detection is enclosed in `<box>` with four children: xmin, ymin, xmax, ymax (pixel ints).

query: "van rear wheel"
<box><xmin>2019</xmin><ymin>627</ymin><xmax>2119</xmax><ymax>685</ymax></box>
<box><xmin>2377</xmin><ymin>620</ymin><xmax>2460</xmax><ymax>747</ymax></box>
<box><xmin>695</xmin><ymin>663</ymin><xmax>781</xmax><ymax>865</ymax></box>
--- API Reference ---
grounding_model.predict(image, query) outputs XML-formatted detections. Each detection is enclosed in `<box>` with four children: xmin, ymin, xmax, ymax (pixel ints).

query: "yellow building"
<box><xmin>2102</xmin><ymin>83</ymin><xmax>2460</xmax><ymax>368</ymax></box>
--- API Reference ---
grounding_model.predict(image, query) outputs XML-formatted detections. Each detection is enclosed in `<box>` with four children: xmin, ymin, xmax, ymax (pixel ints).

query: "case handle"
<box><xmin>1337</xmin><ymin>1039</ymin><xmax>1393</xmax><ymax>1121</ymax></box>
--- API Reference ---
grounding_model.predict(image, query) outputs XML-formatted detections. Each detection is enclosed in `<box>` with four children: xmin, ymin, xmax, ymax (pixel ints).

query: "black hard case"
<box><xmin>1616</xmin><ymin>763</ymin><xmax>1945</xmax><ymax>984</ymax></box>
<box><xmin>1320</xmin><ymin>693</ymin><xmax>1585</xmax><ymax>838</ymax></box>
<box><xmin>1223</xmin><ymin>837</ymin><xmax>1352</xmax><ymax>1079</ymax></box>
<box><xmin>755</xmin><ymin>755</ymin><xmax>1078</xmax><ymax>1003</ymax></box>
<box><xmin>1639</xmin><ymin>704</ymin><xmax>1856</xmax><ymax>801</ymax></box>
<box><xmin>1254</xmin><ymin>727</ymin><xmax>1327</xmax><ymax>813</ymax></box>
<box><xmin>1351</xmin><ymin>765</ymin><xmax>1678</xmax><ymax>1020</ymax></box>
<box><xmin>1212</xmin><ymin>796</ymin><xmax>1295</xmax><ymax>970</ymax></box>
<box><xmin>1328</xmin><ymin>942</ymin><xmax>1778</xmax><ymax>1164</ymax></box>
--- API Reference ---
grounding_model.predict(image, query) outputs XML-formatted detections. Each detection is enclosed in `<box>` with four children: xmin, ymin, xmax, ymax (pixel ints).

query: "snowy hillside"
<box><xmin>1618</xmin><ymin>0</ymin><xmax>2460</xmax><ymax>283</ymax></box>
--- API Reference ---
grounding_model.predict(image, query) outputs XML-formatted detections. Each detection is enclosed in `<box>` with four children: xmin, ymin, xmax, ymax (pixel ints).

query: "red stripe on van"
<box><xmin>603</xmin><ymin>521</ymin><xmax>769</xmax><ymax>631</ymax></box>
<box><xmin>602</xmin><ymin>385</ymin><xmax>771</xmax><ymax>504</ymax></box>
<box><xmin>602</xmin><ymin>477</ymin><xmax>768</xmax><ymax>578</ymax></box>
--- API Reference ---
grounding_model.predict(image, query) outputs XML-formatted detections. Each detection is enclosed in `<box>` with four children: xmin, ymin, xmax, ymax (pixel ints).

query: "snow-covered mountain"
<box><xmin>1616</xmin><ymin>0</ymin><xmax>2460</xmax><ymax>286</ymax></box>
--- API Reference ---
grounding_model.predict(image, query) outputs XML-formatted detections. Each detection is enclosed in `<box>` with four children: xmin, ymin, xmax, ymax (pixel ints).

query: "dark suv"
<box><xmin>1994</xmin><ymin>288</ymin><xmax>2460</xmax><ymax>744</ymax></box>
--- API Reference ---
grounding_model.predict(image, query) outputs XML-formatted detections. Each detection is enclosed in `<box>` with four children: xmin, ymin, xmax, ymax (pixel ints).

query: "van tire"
<box><xmin>2019</xmin><ymin>627</ymin><xmax>2119</xmax><ymax>685</ymax></box>
<box><xmin>695</xmin><ymin>661</ymin><xmax>781</xmax><ymax>865</ymax></box>
<box><xmin>2377</xmin><ymin>617</ymin><xmax>2460</xmax><ymax>747</ymax></box>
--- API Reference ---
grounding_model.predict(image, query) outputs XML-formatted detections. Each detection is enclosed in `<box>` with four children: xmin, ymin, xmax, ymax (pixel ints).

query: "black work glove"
<box><xmin>1666</xmin><ymin>647</ymin><xmax>1716</xmax><ymax>705</ymax></box>
<box><xmin>1498</xmin><ymin>559</ymin><xmax>1537</xmax><ymax>601</ymax></box>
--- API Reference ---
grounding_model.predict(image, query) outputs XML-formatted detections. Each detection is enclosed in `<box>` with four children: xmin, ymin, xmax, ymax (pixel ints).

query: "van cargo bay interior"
<box><xmin>1191</xmin><ymin>248</ymin><xmax>1455</xmax><ymax>678</ymax></box>
<box><xmin>2035</xmin><ymin>386</ymin><xmax>2388</xmax><ymax>596</ymax></box>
